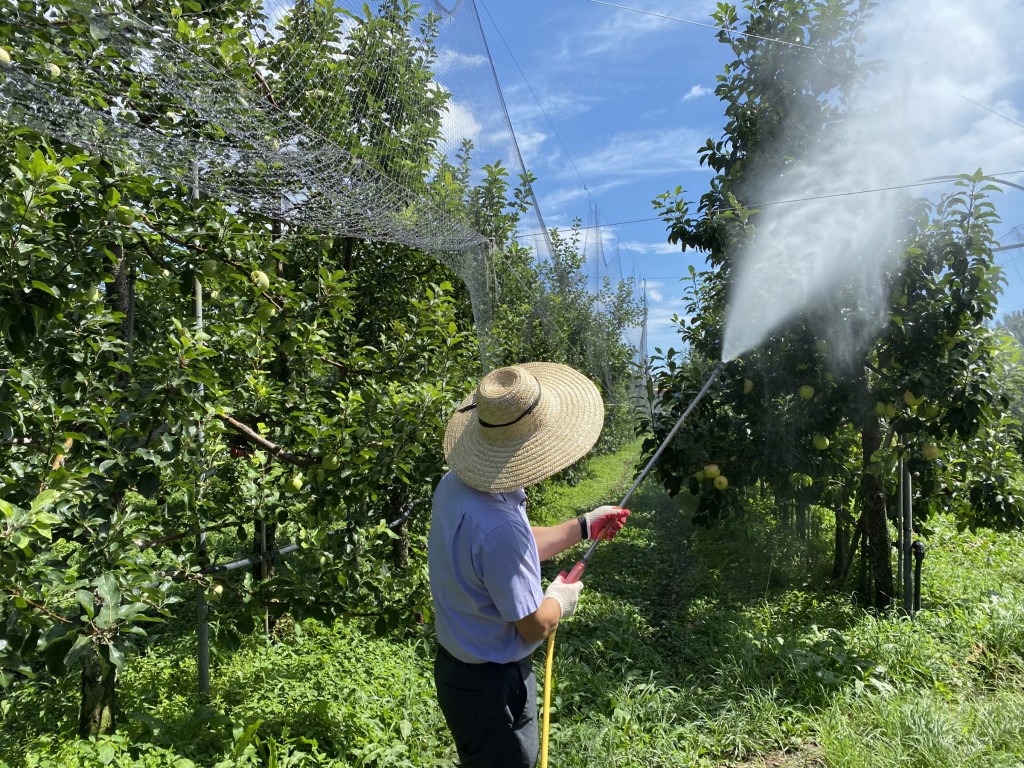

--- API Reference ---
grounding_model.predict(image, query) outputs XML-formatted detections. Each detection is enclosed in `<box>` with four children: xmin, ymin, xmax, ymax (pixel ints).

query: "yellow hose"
<box><xmin>539</xmin><ymin>630</ymin><xmax>556</xmax><ymax>768</ymax></box>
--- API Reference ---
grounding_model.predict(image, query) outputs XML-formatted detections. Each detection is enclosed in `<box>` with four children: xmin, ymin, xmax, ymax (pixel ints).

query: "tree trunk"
<box><xmin>79</xmin><ymin>644</ymin><xmax>117</xmax><ymax>737</ymax></box>
<box><xmin>831</xmin><ymin>506</ymin><xmax>849</xmax><ymax>580</ymax></box>
<box><xmin>861</xmin><ymin>413</ymin><xmax>894</xmax><ymax>610</ymax></box>
<box><xmin>393</xmin><ymin>521</ymin><xmax>410</xmax><ymax>571</ymax></box>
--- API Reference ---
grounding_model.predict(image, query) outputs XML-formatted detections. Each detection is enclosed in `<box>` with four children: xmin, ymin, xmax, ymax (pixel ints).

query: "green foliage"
<box><xmin>0</xmin><ymin>0</ymin><xmax>486</xmax><ymax>735</ymax></box>
<box><xmin>5</xmin><ymin>442</ymin><xmax>1024</xmax><ymax>766</ymax></box>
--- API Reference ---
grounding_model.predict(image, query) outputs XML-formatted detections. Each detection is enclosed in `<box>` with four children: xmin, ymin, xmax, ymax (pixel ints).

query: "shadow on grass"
<box><xmin>544</xmin><ymin>480</ymin><xmax>877</xmax><ymax>729</ymax></box>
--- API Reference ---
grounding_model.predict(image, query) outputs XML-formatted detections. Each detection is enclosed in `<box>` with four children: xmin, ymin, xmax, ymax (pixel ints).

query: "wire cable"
<box><xmin>478</xmin><ymin>1</ymin><xmax>590</xmax><ymax>194</ymax></box>
<box><xmin>526</xmin><ymin>170</ymin><xmax>1024</xmax><ymax>236</ymax></box>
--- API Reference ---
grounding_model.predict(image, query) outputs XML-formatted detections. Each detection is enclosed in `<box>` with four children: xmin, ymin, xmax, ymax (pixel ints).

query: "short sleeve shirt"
<box><xmin>428</xmin><ymin>471</ymin><xmax>545</xmax><ymax>664</ymax></box>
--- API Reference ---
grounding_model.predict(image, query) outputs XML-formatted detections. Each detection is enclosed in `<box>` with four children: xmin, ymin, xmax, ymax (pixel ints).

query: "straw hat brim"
<box><xmin>444</xmin><ymin>362</ymin><xmax>604</xmax><ymax>493</ymax></box>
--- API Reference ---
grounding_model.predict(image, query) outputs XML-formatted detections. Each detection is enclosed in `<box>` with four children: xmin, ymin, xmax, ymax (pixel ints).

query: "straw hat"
<box><xmin>444</xmin><ymin>362</ymin><xmax>604</xmax><ymax>493</ymax></box>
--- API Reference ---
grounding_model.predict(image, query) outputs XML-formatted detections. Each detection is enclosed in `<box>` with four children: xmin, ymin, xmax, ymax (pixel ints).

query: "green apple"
<box><xmin>201</xmin><ymin>259</ymin><xmax>220</xmax><ymax>278</ymax></box>
<box><xmin>0</xmin><ymin>48</ymin><xmax>11</xmax><ymax>66</ymax></box>
<box><xmin>251</xmin><ymin>269</ymin><xmax>271</xmax><ymax>291</ymax></box>
<box><xmin>46</xmin><ymin>62</ymin><xmax>61</xmax><ymax>78</ymax></box>
<box><xmin>693</xmin><ymin>470</ymin><xmax>705</xmax><ymax>483</ymax></box>
<box><xmin>713</xmin><ymin>474</ymin><xmax>729</xmax><ymax>490</ymax></box>
<box><xmin>798</xmin><ymin>385</ymin><xmax>815</xmax><ymax>400</ymax></box>
<box><xmin>742</xmin><ymin>378</ymin><xmax>754</xmax><ymax>394</ymax></box>
<box><xmin>86</xmin><ymin>286</ymin><xmax>101</xmax><ymax>302</ymax></box>
<box><xmin>703</xmin><ymin>463</ymin><xmax>720</xmax><ymax>480</ymax></box>
<box><xmin>321</xmin><ymin>455</ymin><xmax>340</xmax><ymax>470</ymax></box>
<box><xmin>921</xmin><ymin>404</ymin><xmax>941</xmax><ymax>420</ymax></box>
<box><xmin>208</xmin><ymin>584</ymin><xmax>224</xmax><ymax>601</ymax></box>
<box><xmin>113</xmin><ymin>205</ymin><xmax>136</xmax><ymax>225</ymax></box>
<box><xmin>922</xmin><ymin>443</ymin><xmax>939</xmax><ymax>461</ymax></box>
<box><xmin>903</xmin><ymin>390</ymin><xmax>925</xmax><ymax>408</ymax></box>
<box><xmin>812</xmin><ymin>433</ymin><xmax>830</xmax><ymax>451</ymax></box>
<box><xmin>286</xmin><ymin>473</ymin><xmax>304</xmax><ymax>493</ymax></box>
<box><xmin>255</xmin><ymin>303</ymin><xmax>277</xmax><ymax>322</ymax></box>
<box><xmin>884</xmin><ymin>403</ymin><xmax>898</xmax><ymax>419</ymax></box>
<box><xmin>874</xmin><ymin>400</ymin><xmax>887</xmax><ymax>416</ymax></box>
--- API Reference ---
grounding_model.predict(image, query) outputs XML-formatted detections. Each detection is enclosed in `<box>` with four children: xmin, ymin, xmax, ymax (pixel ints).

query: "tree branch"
<box><xmin>215</xmin><ymin>414</ymin><xmax>315</xmax><ymax>466</ymax></box>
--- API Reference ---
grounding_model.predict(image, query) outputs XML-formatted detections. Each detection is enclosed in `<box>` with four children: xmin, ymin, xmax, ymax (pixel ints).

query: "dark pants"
<box><xmin>433</xmin><ymin>646</ymin><xmax>538</xmax><ymax>768</ymax></box>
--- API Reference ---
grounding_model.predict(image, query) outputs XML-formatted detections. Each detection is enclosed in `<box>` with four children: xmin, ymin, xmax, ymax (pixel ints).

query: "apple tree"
<box><xmin>648</xmin><ymin>1</ymin><xmax>1020</xmax><ymax>609</ymax></box>
<box><xmin>0</xmin><ymin>0</ymin><xmax>483</xmax><ymax>736</ymax></box>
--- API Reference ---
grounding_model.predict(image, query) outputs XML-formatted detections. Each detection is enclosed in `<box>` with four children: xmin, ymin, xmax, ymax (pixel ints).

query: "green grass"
<box><xmin>4</xmin><ymin>439</ymin><xmax>1024</xmax><ymax>766</ymax></box>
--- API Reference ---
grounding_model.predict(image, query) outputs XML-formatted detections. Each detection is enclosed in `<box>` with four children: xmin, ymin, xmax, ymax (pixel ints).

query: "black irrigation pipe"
<box><xmin>199</xmin><ymin>498</ymin><xmax>425</xmax><ymax>575</ymax></box>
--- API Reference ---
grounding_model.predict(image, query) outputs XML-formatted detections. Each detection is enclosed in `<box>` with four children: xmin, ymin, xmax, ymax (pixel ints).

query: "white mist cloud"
<box><xmin>722</xmin><ymin>0</ymin><xmax>1024</xmax><ymax>362</ymax></box>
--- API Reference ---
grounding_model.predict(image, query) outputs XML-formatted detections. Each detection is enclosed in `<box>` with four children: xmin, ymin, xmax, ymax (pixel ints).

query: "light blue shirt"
<box><xmin>428</xmin><ymin>471</ymin><xmax>544</xmax><ymax>664</ymax></box>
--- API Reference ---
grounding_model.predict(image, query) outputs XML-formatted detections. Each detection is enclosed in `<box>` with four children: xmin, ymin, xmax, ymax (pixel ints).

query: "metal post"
<box><xmin>902</xmin><ymin>465</ymin><xmax>913</xmax><ymax>614</ymax></box>
<box><xmin>191</xmin><ymin>159</ymin><xmax>210</xmax><ymax>696</ymax></box>
<box><xmin>196</xmin><ymin>273</ymin><xmax>210</xmax><ymax>696</ymax></box>
<box><xmin>896</xmin><ymin>454</ymin><xmax>905</xmax><ymax>591</ymax></box>
<box><xmin>912</xmin><ymin>541</ymin><xmax>925</xmax><ymax>613</ymax></box>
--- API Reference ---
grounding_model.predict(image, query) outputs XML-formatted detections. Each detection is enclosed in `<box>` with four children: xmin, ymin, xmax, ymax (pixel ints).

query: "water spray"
<box><xmin>540</xmin><ymin>358</ymin><xmax>728</xmax><ymax>768</ymax></box>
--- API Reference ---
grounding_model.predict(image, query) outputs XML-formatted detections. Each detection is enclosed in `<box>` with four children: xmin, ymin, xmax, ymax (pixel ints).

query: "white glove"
<box><xmin>544</xmin><ymin>574</ymin><xmax>584</xmax><ymax>619</ymax></box>
<box><xmin>580</xmin><ymin>505</ymin><xmax>631</xmax><ymax>541</ymax></box>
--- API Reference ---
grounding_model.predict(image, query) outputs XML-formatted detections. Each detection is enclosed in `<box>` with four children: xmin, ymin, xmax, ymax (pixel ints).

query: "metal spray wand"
<box><xmin>562</xmin><ymin>358</ymin><xmax>727</xmax><ymax>583</ymax></box>
<box><xmin>540</xmin><ymin>359</ymin><xmax>728</xmax><ymax>768</ymax></box>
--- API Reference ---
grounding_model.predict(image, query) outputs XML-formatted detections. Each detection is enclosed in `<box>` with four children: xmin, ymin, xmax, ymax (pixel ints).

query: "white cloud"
<box><xmin>619</xmin><ymin>240</ymin><xmax>681</xmax><ymax>256</ymax></box>
<box><xmin>539</xmin><ymin>178</ymin><xmax>631</xmax><ymax>212</ymax></box>
<box><xmin>573</xmin><ymin>1</ymin><xmax>719</xmax><ymax>59</ymax></box>
<box><xmin>433</xmin><ymin>50</ymin><xmax>490</xmax><ymax>77</ymax></box>
<box><xmin>574</xmin><ymin>127</ymin><xmax>706</xmax><ymax>179</ymax></box>
<box><xmin>579</xmin><ymin>9</ymin><xmax>671</xmax><ymax>57</ymax></box>
<box><xmin>439</xmin><ymin>98</ymin><xmax>482</xmax><ymax>148</ymax></box>
<box><xmin>682</xmin><ymin>84</ymin><xmax>713</xmax><ymax>101</ymax></box>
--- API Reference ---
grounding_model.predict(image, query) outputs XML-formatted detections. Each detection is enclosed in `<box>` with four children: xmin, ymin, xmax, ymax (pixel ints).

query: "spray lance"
<box><xmin>539</xmin><ymin>359</ymin><xmax>727</xmax><ymax>768</ymax></box>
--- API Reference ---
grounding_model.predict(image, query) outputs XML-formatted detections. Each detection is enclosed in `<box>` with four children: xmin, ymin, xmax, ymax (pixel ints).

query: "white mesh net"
<box><xmin>0</xmin><ymin>0</ymin><xmax>645</xmax><ymax>379</ymax></box>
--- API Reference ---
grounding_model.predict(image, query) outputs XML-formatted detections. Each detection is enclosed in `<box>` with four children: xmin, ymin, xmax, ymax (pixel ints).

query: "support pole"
<box><xmin>196</xmin><ymin>274</ymin><xmax>210</xmax><ymax>697</ymax></box>
<box><xmin>896</xmin><ymin>453</ymin><xmax>904</xmax><ymax>591</ymax></box>
<box><xmin>912</xmin><ymin>540</ymin><xmax>925</xmax><ymax>613</ymax></box>
<box><xmin>902</xmin><ymin>465</ymin><xmax>913</xmax><ymax>614</ymax></box>
<box><xmin>191</xmin><ymin>158</ymin><xmax>210</xmax><ymax>697</ymax></box>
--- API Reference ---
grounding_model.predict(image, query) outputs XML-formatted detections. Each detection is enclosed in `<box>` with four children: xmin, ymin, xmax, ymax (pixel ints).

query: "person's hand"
<box><xmin>544</xmin><ymin>574</ymin><xmax>584</xmax><ymax>619</ymax></box>
<box><xmin>580</xmin><ymin>505</ymin><xmax>631</xmax><ymax>541</ymax></box>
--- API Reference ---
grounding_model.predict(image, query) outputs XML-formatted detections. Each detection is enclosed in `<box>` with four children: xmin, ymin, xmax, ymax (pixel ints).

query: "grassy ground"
<box><xmin>3</xmin><ymin>439</ymin><xmax>1024</xmax><ymax>766</ymax></box>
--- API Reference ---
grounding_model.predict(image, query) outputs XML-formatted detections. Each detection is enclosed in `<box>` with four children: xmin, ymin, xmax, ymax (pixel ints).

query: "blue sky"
<box><xmin>474</xmin><ymin>0</ymin><xmax>1024</xmax><ymax>359</ymax></box>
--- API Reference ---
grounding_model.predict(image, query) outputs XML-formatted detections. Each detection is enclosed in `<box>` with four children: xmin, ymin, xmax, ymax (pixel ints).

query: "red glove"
<box><xmin>579</xmin><ymin>506</ymin><xmax>630</xmax><ymax>541</ymax></box>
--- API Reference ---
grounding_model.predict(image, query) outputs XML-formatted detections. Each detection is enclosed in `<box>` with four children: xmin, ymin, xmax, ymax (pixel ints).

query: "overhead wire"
<box><xmin>477</xmin><ymin>0</ymin><xmax>649</xmax><ymax>352</ymax></box>
<box><xmin>527</xmin><ymin>170</ymin><xmax>1024</xmax><ymax>236</ymax></box>
<box><xmin>477</xmin><ymin>1</ymin><xmax>590</xmax><ymax>195</ymax></box>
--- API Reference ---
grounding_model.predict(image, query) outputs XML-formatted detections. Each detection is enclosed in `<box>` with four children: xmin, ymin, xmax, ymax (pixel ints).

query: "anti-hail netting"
<box><xmin>0</xmin><ymin>0</ymin><xmax>529</xmax><ymax>342</ymax></box>
<box><xmin>0</xmin><ymin>0</ymin><xmax>645</xmax><ymax>383</ymax></box>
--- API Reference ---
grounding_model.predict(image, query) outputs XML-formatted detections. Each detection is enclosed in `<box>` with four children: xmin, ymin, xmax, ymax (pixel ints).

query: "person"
<box><xmin>428</xmin><ymin>362</ymin><xmax>631</xmax><ymax>768</ymax></box>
